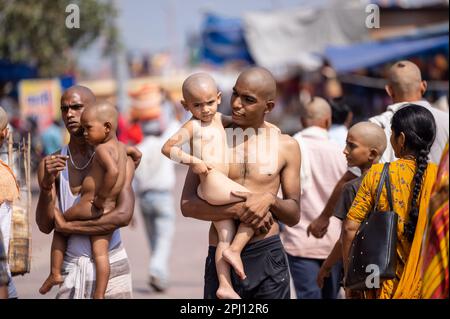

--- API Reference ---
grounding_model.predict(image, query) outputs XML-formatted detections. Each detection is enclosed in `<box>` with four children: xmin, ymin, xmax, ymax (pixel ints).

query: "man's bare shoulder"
<box><xmin>279</xmin><ymin>134</ymin><xmax>301</xmax><ymax>161</ymax></box>
<box><xmin>279</xmin><ymin>134</ymin><xmax>300</xmax><ymax>149</ymax></box>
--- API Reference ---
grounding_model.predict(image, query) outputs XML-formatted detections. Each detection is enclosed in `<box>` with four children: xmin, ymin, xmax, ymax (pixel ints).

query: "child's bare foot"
<box><xmin>39</xmin><ymin>274</ymin><xmax>63</xmax><ymax>294</ymax></box>
<box><xmin>216</xmin><ymin>287</ymin><xmax>241</xmax><ymax>299</ymax></box>
<box><xmin>223</xmin><ymin>248</ymin><xmax>246</xmax><ymax>280</ymax></box>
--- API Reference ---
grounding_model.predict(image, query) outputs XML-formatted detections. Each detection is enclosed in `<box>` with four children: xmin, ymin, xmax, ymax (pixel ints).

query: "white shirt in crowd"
<box><xmin>134</xmin><ymin>119</ymin><xmax>180</xmax><ymax>193</ymax></box>
<box><xmin>349</xmin><ymin>100</ymin><xmax>450</xmax><ymax>177</ymax></box>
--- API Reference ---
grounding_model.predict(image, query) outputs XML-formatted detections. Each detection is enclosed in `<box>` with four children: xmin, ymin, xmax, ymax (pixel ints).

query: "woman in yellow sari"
<box><xmin>342</xmin><ymin>104</ymin><xmax>438</xmax><ymax>299</ymax></box>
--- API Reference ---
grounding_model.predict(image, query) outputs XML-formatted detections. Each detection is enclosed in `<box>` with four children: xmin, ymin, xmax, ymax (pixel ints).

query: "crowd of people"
<box><xmin>0</xmin><ymin>60</ymin><xmax>448</xmax><ymax>299</ymax></box>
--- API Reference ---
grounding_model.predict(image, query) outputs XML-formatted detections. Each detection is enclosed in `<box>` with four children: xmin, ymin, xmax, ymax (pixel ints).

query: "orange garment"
<box><xmin>0</xmin><ymin>159</ymin><xmax>19</xmax><ymax>204</ymax></box>
<box><xmin>422</xmin><ymin>143</ymin><xmax>449</xmax><ymax>299</ymax></box>
<box><xmin>347</xmin><ymin>159</ymin><xmax>437</xmax><ymax>299</ymax></box>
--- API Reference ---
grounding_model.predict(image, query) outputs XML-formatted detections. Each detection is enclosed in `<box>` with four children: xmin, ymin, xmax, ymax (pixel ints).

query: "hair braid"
<box><xmin>404</xmin><ymin>149</ymin><xmax>429</xmax><ymax>242</ymax></box>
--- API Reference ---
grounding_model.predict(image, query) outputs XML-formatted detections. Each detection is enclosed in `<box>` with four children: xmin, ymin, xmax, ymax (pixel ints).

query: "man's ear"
<box><xmin>180</xmin><ymin>100</ymin><xmax>188</xmax><ymax>111</ymax></box>
<box><xmin>420</xmin><ymin>80</ymin><xmax>427</xmax><ymax>96</ymax></box>
<box><xmin>264</xmin><ymin>100</ymin><xmax>275</xmax><ymax>114</ymax></box>
<box><xmin>385</xmin><ymin>84</ymin><xmax>394</xmax><ymax>99</ymax></box>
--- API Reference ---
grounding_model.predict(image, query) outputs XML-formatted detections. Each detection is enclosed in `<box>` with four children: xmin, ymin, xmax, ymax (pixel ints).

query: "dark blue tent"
<box><xmin>0</xmin><ymin>59</ymin><xmax>38</xmax><ymax>83</ymax></box>
<box><xmin>325</xmin><ymin>33</ymin><xmax>449</xmax><ymax>73</ymax></box>
<box><xmin>200</xmin><ymin>13</ymin><xmax>253</xmax><ymax>65</ymax></box>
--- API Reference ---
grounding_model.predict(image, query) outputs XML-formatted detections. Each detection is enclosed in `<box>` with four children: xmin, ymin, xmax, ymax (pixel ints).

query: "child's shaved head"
<box><xmin>349</xmin><ymin>122</ymin><xmax>387</xmax><ymax>155</ymax></box>
<box><xmin>182</xmin><ymin>73</ymin><xmax>218</xmax><ymax>100</ymax></box>
<box><xmin>83</xmin><ymin>100</ymin><xmax>118</xmax><ymax>130</ymax></box>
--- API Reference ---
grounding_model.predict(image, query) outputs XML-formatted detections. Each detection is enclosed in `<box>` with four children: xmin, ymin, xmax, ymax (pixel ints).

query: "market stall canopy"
<box><xmin>242</xmin><ymin>1</ymin><xmax>369</xmax><ymax>73</ymax></box>
<box><xmin>325</xmin><ymin>28</ymin><xmax>449</xmax><ymax>73</ymax></box>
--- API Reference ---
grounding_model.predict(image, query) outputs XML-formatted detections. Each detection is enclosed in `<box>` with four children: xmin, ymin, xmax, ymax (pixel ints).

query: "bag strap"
<box><xmin>374</xmin><ymin>163</ymin><xmax>390</xmax><ymax>211</ymax></box>
<box><xmin>383</xmin><ymin>163</ymin><xmax>394</xmax><ymax>211</ymax></box>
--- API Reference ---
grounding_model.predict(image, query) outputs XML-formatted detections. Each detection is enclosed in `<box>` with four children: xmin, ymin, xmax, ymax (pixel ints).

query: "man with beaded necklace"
<box><xmin>35</xmin><ymin>85</ymin><xmax>141</xmax><ymax>299</ymax></box>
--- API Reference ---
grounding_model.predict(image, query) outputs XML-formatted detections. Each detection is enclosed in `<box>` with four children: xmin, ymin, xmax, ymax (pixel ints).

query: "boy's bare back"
<box><xmin>80</xmin><ymin>140</ymin><xmax>128</xmax><ymax>213</ymax></box>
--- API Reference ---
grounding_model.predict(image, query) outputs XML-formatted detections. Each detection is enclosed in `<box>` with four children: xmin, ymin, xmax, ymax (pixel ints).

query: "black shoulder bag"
<box><xmin>344</xmin><ymin>163</ymin><xmax>398</xmax><ymax>290</ymax></box>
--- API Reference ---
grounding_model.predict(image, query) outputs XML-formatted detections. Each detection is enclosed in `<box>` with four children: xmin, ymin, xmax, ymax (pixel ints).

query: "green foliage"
<box><xmin>0</xmin><ymin>0</ymin><xmax>118</xmax><ymax>77</ymax></box>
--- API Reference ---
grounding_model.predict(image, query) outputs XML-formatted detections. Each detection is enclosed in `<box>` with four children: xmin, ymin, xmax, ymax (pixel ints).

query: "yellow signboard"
<box><xmin>19</xmin><ymin>79</ymin><xmax>61</xmax><ymax>133</ymax></box>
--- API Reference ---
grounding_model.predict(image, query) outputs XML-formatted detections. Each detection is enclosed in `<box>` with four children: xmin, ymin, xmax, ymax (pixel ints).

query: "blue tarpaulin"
<box><xmin>325</xmin><ymin>34</ymin><xmax>449</xmax><ymax>73</ymax></box>
<box><xmin>0</xmin><ymin>59</ymin><xmax>37</xmax><ymax>82</ymax></box>
<box><xmin>200</xmin><ymin>13</ymin><xmax>253</xmax><ymax>65</ymax></box>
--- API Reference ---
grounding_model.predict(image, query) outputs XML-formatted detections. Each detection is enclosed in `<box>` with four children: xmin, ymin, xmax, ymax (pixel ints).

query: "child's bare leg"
<box><xmin>213</xmin><ymin>219</ymin><xmax>240</xmax><ymax>299</ymax></box>
<box><xmin>39</xmin><ymin>231</ymin><xmax>66</xmax><ymax>294</ymax></box>
<box><xmin>223</xmin><ymin>224</ymin><xmax>254</xmax><ymax>280</ymax></box>
<box><xmin>198</xmin><ymin>170</ymin><xmax>248</xmax><ymax>205</ymax></box>
<box><xmin>64</xmin><ymin>199</ymin><xmax>100</xmax><ymax>221</ymax></box>
<box><xmin>91</xmin><ymin>234</ymin><xmax>111</xmax><ymax>299</ymax></box>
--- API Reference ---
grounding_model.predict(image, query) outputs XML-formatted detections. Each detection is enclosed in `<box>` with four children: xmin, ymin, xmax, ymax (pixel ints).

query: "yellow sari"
<box><xmin>422</xmin><ymin>143</ymin><xmax>449</xmax><ymax>299</ymax></box>
<box><xmin>347</xmin><ymin>159</ymin><xmax>437</xmax><ymax>299</ymax></box>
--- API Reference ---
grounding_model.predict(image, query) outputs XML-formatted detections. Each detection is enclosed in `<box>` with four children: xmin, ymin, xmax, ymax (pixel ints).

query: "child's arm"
<box><xmin>54</xmin><ymin>157</ymin><xmax>136</xmax><ymax>235</ymax></box>
<box><xmin>93</xmin><ymin>144</ymin><xmax>119</xmax><ymax>210</ymax></box>
<box><xmin>161</xmin><ymin>120</ymin><xmax>211</xmax><ymax>175</ymax></box>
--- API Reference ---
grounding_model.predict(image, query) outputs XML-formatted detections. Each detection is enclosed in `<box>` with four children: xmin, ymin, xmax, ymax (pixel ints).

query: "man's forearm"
<box><xmin>180</xmin><ymin>195</ymin><xmax>239</xmax><ymax>221</ymax></box>
<box><xmin>60</xmin><ymin>211</ymin><xmax>129</xmax><ymax>236</ymax></box>
<box><xmin>35</xmin><ymin>189</ymin><xmax>56</xmax><ymax>234</ymax></box>
<box><xmin>270</xmin><ymin>197</ymin><xmax>300</xmax><ymax>227</ymax></box>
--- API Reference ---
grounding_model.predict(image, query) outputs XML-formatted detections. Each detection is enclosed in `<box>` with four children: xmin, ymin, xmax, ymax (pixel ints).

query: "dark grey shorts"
<box><xmin>204</xmin><ymin>235</ymin><xmax>290</xmax><ymax>299</ymax></box>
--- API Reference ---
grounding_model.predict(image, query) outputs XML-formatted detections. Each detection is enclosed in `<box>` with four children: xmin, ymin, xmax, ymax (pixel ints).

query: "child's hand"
<box><xmin>192</xmin><ymin>162</ymin><xmax>212</xmax><ymax>175</ymax></box>
<box><xmin>92</xmin><ymin>196</ymin><xmax>105</xmax><ymax>213</ymax></box>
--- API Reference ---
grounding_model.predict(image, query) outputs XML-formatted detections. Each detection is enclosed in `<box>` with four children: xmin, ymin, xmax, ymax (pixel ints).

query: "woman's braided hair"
<box><xmin>391</xmin><ymin>104</ymin><xmax>436</xmax><ymax>242</ymax></box>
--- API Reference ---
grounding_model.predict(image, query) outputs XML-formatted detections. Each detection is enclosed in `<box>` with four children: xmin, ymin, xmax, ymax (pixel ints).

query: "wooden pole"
<box><xmin>8</xmin><ymin>130</ymin><xmax>13</xmax><ymax>166</ymax></box>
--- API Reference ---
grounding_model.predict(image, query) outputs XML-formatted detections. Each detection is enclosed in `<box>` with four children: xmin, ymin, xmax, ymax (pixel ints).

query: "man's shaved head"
<box><xmin>301</xmin><ymin>97</ymin><xmax>332</xmax><ymax>129</ymax></box>
<box><xmin>83</xmin><ymin>100</ymin><xmax>118</xmax><ymax>130</ymax></box>
<box><xmin>236</xmin><ymin>67</ymin><xmax>277</xmax><ymax>101</ymax></box>
<box><xmin>182</xmin><ymin>73</ymin><xmax>218</xmax><ymax>99</ymax></box>
<box><xmin>386</xmin><ymin>60</ymin><xmax>425</xmax><ymax>102</ymax></box>
<box><xmin>0</xmin><ymin>106</ymin><xmax>8</xmax><ymax>130</ymax></box>
<box><xmin>302</xmin><ymin>96</ymin><xmax>332</xmax><ymax>121</ymax></box>
<box><xmin>62</xmin><ymin>85</ymin><xmax>96</xmax><ymax>105</ymax></box>
<box><xmin>349</xmin><ymin>122</ymin><xmax>387</xmax><ymax>155</ymax></box>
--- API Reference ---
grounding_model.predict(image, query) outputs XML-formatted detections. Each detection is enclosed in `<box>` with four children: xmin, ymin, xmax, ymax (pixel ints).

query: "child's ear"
<box><xmin>217</xmin><ymin>91</ymin><xmax>222</xmax><ymax>104</ymax></box>
<box><xmin>369</xmin><ymin>148</ymin><xmax>378</xmax><ymax>161</ymax></box>
<box><xmin>104</xmin><ymin>122</ymin><xmax>112</xmax><ymax>133</ymax></box>
<box><xmin>264</xmin><ymin>100</ymin><xmax>275</xmax><ymax>114</ymax></box>
<box><xmin>181</xmin><ymin>100</ymin><xmax>188</xmax><ymax>110</ymax></box>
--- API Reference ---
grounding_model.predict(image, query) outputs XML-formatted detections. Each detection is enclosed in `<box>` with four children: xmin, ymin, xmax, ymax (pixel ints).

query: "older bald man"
<box><xmin>281</xmin><ymin>97</ymin><xmax>347</xmax><ymax>299</ymax></box>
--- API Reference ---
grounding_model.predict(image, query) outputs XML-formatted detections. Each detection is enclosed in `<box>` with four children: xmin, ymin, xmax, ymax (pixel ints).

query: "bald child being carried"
<box><xmin>162</xmin><ymin>73</ymin><xmax>279</xmax><ymax>299</ymax></box>
<box><xmin>40</xmin><ymin>101</ymin><xmax>128</xmax><ymax>299</ymax></box>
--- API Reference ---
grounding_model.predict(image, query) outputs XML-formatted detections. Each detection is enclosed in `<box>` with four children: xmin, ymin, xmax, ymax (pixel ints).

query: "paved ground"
<box><xmin>13</xmin><ymin>165</ymin><xmax>212</xmax><ymax>299</ymax></box>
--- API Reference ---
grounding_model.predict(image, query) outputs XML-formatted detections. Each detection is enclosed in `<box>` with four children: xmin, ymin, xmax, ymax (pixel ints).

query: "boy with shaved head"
<box><xmin>308</xmin><ymin>60</ymin><xmax>449</xmax><ymax>240</ymax></box>
<box><xmin>40</xmin><ymin>100</ymin><xmax>128</xmax><ymax>299</ymax></box>
<box><xmin>317</xmin><ymin>122</ymin><xmax>387</xmax><ymax>296</ymax></box>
